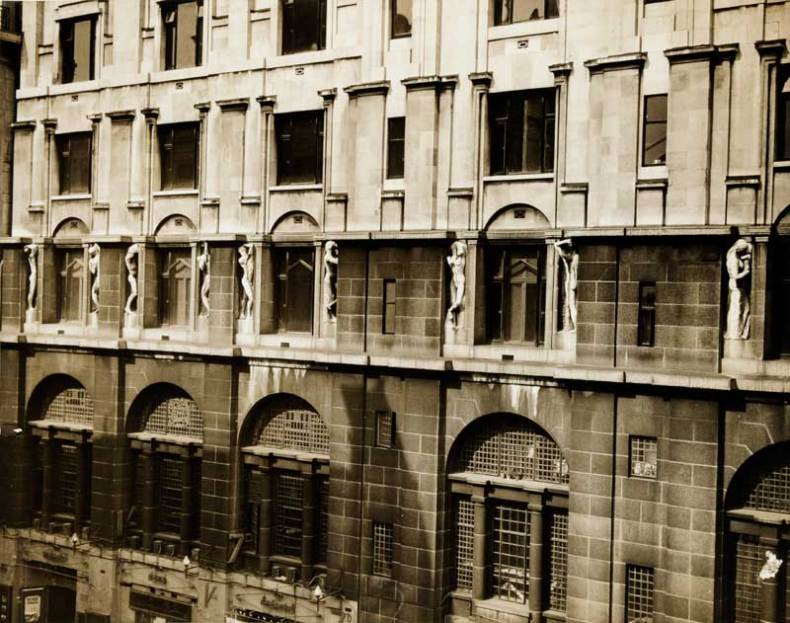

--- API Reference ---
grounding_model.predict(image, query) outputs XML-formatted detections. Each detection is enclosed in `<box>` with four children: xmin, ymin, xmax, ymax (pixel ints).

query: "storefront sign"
<box><xmin>129</xmin><ymin>591</ymin><xmax>191</xmax><ymax>622</ymax></box>
<box><xmin>23</xmin><ymin>594</ymin><xmax>41</xmax><ymax>623</ymax></box>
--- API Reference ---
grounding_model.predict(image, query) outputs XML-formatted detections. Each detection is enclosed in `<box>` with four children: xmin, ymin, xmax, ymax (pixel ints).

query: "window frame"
<box><xmin>637</xmin><ymin>281</ymin><xmax>657</xmax><ymax>347</ymax></box>
<box><xmin>777</xmin><ymin>65</ymin><xmax>790</xmax><ymax>161</ymax></box>
<box><xmin>281</xmin><ymin>0</ymin><xmax>327</xmax><ymax>55</ymax></box>
<box><xmin>60</xmin><ymin>16</ymin><xmax>96</xmax><ymax>84</ymax></box>
<box><xmin>158</xmin><ymin>247</ymin><xmax>193</xmax><ymax>328</ymax></box>
<box><xmin>158</xmin><ymin>123</ymin><xmax>200</xmax><ymax>191</ymax></box>
<box><xmin>57</xmin><ymin>246</ymin><xmax>85</xmax><ymax>323</ymax></box>
<box><xmin>162</xmin><ymin>0</ymin><xmax>204</xmax><ymax>71</ymax></box>
<box><xmin>390</xmin><ymin>0</ymin><xmax>413</xmax><ymax>38</ymax></box>
<box><xmin>372</xmin><ymin>522</ymin><xmax>395</xmax><ymax>577</ymax></box>
<box><xmin>642</xmin><ymin>94</ymin><xmax>668</xmax><ymax>167</ymax></box>
<box><xmin>625</xmin><ymin>564</ymin><xmax>655</xmax><ymax>623</ymax></box>
<box><xmin>493</xmin><ymin>0</ymin><xmax>559</xmax><ymax>27</ymax></box>
<box><xmin>274</xmin><ymin>246</ymin><xmax>316</xmax><ymax>334</ymax></box>
<box><xmin>628</xmin><ymin>435</ymin><xmax>658</xmax><ymax>479</ymax></box>
<box><xmin>275</xmin><ymin>110</ymin><xmax>325</xmax><ymax>185</ymax></box>
<box><xmin>386</xmin><ymin>117</ymin><xmax>406</xmax><ymax>180</ymax></box>
<box><xmin>375</xmin><ymin>411</ymin><xmax>396</xmax><ymax>449</ymax></box>
<box><xmin>382</xmin><ymin>279</ymin><xmax>397</xmax><ymax>335</ymax></box>
<box><xmin>56</xmin><ymin>132</ymin><xmax>93</xmax><ymax>196</ymax></box>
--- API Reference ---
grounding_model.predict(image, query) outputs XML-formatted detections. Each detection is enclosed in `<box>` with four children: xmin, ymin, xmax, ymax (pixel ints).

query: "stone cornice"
<box><xmin>402</xmin><ymin>74</ymin><xmax>458</xmax><ymax>91</ymax></box>
<box><xmin>343</xmin><ymin>80</ymin><xmax>390</xmax><ymax>98</ymax></box>
<box><xmin>468</xmin><ymin>71</ymin><xmax>493</xmax><ymax>88</ymax></box>
<box><xmin>216</xmin><ymin>98</ymin><xmax>249</xmax><ymax>112</ymax></box>
<box><xmin>755</xmin><ymin>39</ymin><xmax>787</xmax><ymax>59</ymax></box>
<box><xmin>584</xmin><ymin>52</ymin><xmax>647</xmax><ymax>74</ymax></box>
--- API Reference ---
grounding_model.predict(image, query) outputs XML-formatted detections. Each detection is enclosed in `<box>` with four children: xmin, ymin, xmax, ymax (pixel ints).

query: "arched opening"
<box><xmin>126</xmin><ymin>384</ymin><xmax>202</xmax><ymax>557</ymax></box>
<box><xmin>27</xmin><ymin>376</ymin><xmax>94</xmax><ymax>534</ymax></box>
<box><xmin>723</xmin><ymin>442</ymin><xmax>790</xmax><ymax>623</ymax></box>
<box><xmin>447</xmin><ymin>414</ymin><xmax>568</xmax><ymax>620</ymax></box>
<box><xmin>238</xmin><ymin>394</ymin><xmax>329</xmax><ymax>582</ymax></box>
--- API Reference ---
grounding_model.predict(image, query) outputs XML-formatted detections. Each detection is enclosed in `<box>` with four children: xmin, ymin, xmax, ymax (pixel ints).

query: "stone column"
<box><xmin>528</xmin><ymin>505</ymin><xmax>544</xmax><ymax>620</ymax></box>
<box><xmin>256</xmin><ymin>96</ymin><xmax>276</xmax><ymax>233</ymax></box>
<box><xmin>42</xmin><ymin>119</ymin><xmax>57</xmax><ymax>236</ymax></box>
<box><xmin>141</xmin><ymin>108</ymin><xmax>160</xmax><ymax>235</ymax></box>
<box><xmin>469</xmin><ymin>72</ymin><xmax>492</xmax><ymax>231</ymax></box>
<box><xmin>301</xmin><ymin>470</ymin><xmax>317</xmax><ymax>582</ymax></box>
<box><xmin>472</xmin><ymin>494</ymin><xmax>487</xmax><ymax>600</ymax></box>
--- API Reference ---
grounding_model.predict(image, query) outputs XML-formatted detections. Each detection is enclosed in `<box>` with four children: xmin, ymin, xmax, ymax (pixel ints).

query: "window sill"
<box><xmin>51</xmin><ymin>193</ymin><xmax>92</xmax><ymax>201</ymax></box>
<box><xmin>269</xmin><ymin>184</ymin><xmax>323</xmax><ymax>193</ymax></box>
<box><xmin>150</xmin><ymin>65</ymin><xmax>207</xmax><ymax>84</ymax></box>
<box><xmin>152</xmin><ymin>189</ymin><xmax>199</xmax><ymax>197</ymax></box>
<box><xmin>48</xmin><ymin>80</ymin><xmax>100</xmax><ymax>96</ymax></box>
<box><xmin>774</xmin><ymin>160</ymin><xmax>790</xmax><ymax>172</ymax></box>
<box><xmin>488</xmin><ymin>18</ymin><xmax>560</xmax><ymax>41</ymax></box>
<box><xmin>483</xmin><ymin>173</ymin><xmax>554</xmax><ymax>183</ymax></box>
<box><xmin>270</xmin><ymin>48</ymin><xmax>333</xmax><ymax>69</ymax></box>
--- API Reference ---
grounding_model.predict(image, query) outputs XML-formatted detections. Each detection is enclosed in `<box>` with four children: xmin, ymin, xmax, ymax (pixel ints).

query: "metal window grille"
<box><xmin>55</xmin><ymin>443</ymin><xmax>79</xmax><ymax>514</ymax></box>
<box><xmin>376</xmin><ymin>411</ymin><xmax>395</xmax><ymax>448</ymax></box>
<box><xmin>492</xmin><ymin>503</ymin><xmax>530</xmax><ymax>603</ymax></box>
<box><xmin>317</xmin><ymin>477</ymin><xmax>329</xmax><ymax>564</ymax></box>
<box><xmin>245</xmin><ymin>468</ymin><xmax>267</xmax><ymax>552</ymax></box>
<box><xmin>630</xmin><ymin>436</ymin><xmax>658</xmax><ymax>479</ymax></box>
<box><xmin>373</xmin><ymin>522</ymin><xmax>394</xmax><ymax>577</ymax></box>
<box><xmin>274</xmin><ymin>472</ymin><xmax>303</xmax><ymax>557</ymax></box>
<box><xmin>626</xmin><ymin>564</ymin><xmax>655</xmax><ymax>623</ymax></box>
<box><xmin>157</xmin><ymin>457</ymin><xmax>183</xmax><ymax>534</ymax></box>
<box><xmin>458</xmin><ymin>420</ymin><xmax>568</xmax><ymax>484</ymax></box>
<box><xmin>258</xmin><ymin>408</ymin><xmax>329</xmax><ymax>454</ymax></box>
<box><xmin>145</xmin><ymin>397</ymin><xmax>203</xmax><ymax>440</ymax></box>
<box><xmin>549</xmin><ymin>510</ymin><xmax>568</xmax><ymax>612</ymax></box>
<box><xmin>46</xmin><ymin>388</ymin><xmax>94</xmax><ymax>426</ymax></box>
<box><xmin>130</xmin><ymin>453</ymin><xmax>146</xmax><ymax>528</ymax></box>
<box><xmin>746</xmin><ymin>464</ymin><xmax>790</xmax><ymax>513</ymax></box>
<box><xmin>733</xmin><ymin>535</ymin><xmax>761</xmax><ymax>623</ymax></box>
<box><xmin>454</xmin><ymin>497</ymin><xmax>475</xmax><ymax>592</ymax></box>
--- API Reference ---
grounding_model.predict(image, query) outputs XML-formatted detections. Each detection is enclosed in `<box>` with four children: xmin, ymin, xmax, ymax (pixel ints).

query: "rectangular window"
<box><xmin>630</xmin><ymin>436</ymin><xmax>658</xmax><ymax>479</ymax></box>
<box><xmin>487</xmin><ymin>247</ymin><xmax>546</xmax><ymax>345</ymax></box>
<box><xmin>60</xmin><ymin>17</ymin><xmax>95</xmax><ymax>83</ymax></box>
<box><xmin>157</xmin><ymin>456</ymin><xmax>183</xmax><ymax>534</ymax></box>
<box><xmin>454</xmin><ymin>497</ymin><xmax>474</xmax><ymax>592</ymax></box>
<box><xmin>54</xmin><ymin>442</ymin><xmax>79</xmax><ymax>515</ymax></box>
<box><xmin>494</xmin><ymin>0</ymin><xmax>559</xmax><ymax>26</ymax></box>
<box><xmin>58</xmin><ymin>248</ymin><xmax>84</xmax><ymax>322</ymax></box>
<box><xmin>626</xmin><ymin>565</ymin><xmax>655</xmax><ymax>623</ymax></box>
<box><xmin>274</xmin><ymin>471</ymin><xmax>303</xmax><ymax>558</ymax></box>
<box><xmin>386</xmin><ymin>117</ymin><xmax>406</xmax><ymax>179</ymax></box>
<box><xmin>282</xmin><ymin>0</ymin><xmax>327</xmax><ymax>55</ymax></box>
<box><xmin>489</xmin><ymin>89</ymin><xmax>555</xmax><ymax>175</ymax></box>
<box><xmin>777</xmin><ymin>67</ymin><xmax>790</xmax><ymax>161</ymax></box>
<box><xmin>391</xmin><ymin>0</ymin><xmax>412</xmax><ymax>37</ymax></box>
<box><xmin>372</xmin><ymin>522</ymin><xmax>394</xmax><ymax>577</ymax></box>
<box><xmin>317</xmin><ymin>476</ymin><xmax>329</xmax><ymax>565</ymax></box>
<box><xmin>780</xmin><ymin>242</ymin><xmax>790</xmax><ymax>355</ymax></box>
<box><xmin>159</xmin><ymin>123</ymin><xmax>200</xmax><ymax>190</ymax></box>
<box><xmin>548</xmin><ymin>510</ymin><xmax>568</xmax><ymax>612</ymax></box>
<box><xmin>158</xmin><ymin>248</ymin><xmax>192</xmax><ymax>327</ymax></box>
<box><xmin>642</xmin><ymin>94</ymin><xmax>668</xmax><ymax>166</ymax></box>
<box><xmin>56</xmin><ymin>133</ymin><xmax>92</xmax><ymax>195</ymax></box>
<box><xmin>275</xmin><ymin>111</ymin><xmax>324</xmax><ymax>185</ymax></box>
<box><xmin>275</xmin><ymin>247</ymin><xmax>315</xmax><ymax>333</ymax></box>
<box><xmin>375</xmin><ymin>411</ymin><xmax>396</xmax><ymax>448</ymax></box>
<box><xmin>637</xmin><ymin>281</ymin><xmax>657</xmax><ymax>347</ymax></box>
<box><xmin>163</xmin><ymin>0</ymin><xmax>203</xmax><ymax>70</ymax></box>
<box><xmin>383</xmin><ymin>279</ymin><xmax>397</xmax><ymax>335</ymax></box>
<box><xmin>492</xmin><ymin>502</ymin><xmax>530</xmax><ymax>603</ymax></box>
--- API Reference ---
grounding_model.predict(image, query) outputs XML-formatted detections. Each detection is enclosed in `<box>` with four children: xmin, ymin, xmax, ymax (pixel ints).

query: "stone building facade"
<box><xmin>0</xmin><ymin>0</ymin><xmax>789</xmax><ymax>622</ymax></box>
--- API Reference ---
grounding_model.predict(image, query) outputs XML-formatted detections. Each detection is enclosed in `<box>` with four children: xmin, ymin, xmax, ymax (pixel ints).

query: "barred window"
<box><xmin>629</xmin><ymin>436</ymin><xmax>657</xmax><ymax>479</ymax></box>
<box><xmin>373</xmin><ymin>522</ymin><xmax>394</xmax><ymax>577</ymax></box>
<box><xmin>144</xmin><ymin>397</ymin><xmax>203</xmax><ymax>440</ymax></box>
<box><xmin>157</xmin><ymin>457</ymin><xmax>183</xmax><ymax>535</ymax></box>
<box><xmin>626</xmin><ymin>565</ymin><xmax>655</xmax><ymax>623</ymax></box>
<box><xmin>456</xmin><ymin>419</ymin><xmax>568</xmax><ymax>484</ymax></box>
<box><xmin>54</xmin><ymin>443</ymin><xmax>79</xmax><ymax>515</ymax></box>
<box><xmin>745</xmin><ymin>464</ymin><xmax>790</xmax><ymax>513</ymax></box>
<box><xmin>375</xmin><ymin>411</ymin><xmax>395</xmax><ymax>449</ymax></box>
<box><xmin>492</xmin><ymin>503</ymin><xmax>530</xmax><ymax>603</ymax></box>
<box><xmin>258</xmin><ymin>407</ymin><xmax>329</xmax><ymax>454</ymax></box>
<box><xmin>274</xmin><ymin>472</ymin><xmax>304</xmax><ymax>558</ymax></box>
<box><xmin>548</xmin><ymin>510</ymin><xmax>568</xmax><ymax>612</ymax></box>
<box><xmin>317</xmin><ymin>476</ymin><xmax>329</xmax><ymax>565</ymax></box>
<box><xmin>732</xmin><ymin>535</ymin><xmax>761</xmax><ymax>623</ymax></box>
<box><xmin>44</xmin><ymin>388</ymin><xmax>94</xmax><ymax>427</ymax></box>
<box><xmin>454</xmin><ymin>497</ymin><xmax>474</xmax><ymax>592</ymax></box>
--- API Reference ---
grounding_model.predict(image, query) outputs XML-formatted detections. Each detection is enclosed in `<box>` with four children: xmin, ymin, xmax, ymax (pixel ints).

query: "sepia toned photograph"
<box><xmin>0</xmin><ymin>0</ymin><xmax>788</xmax><ymax>621</ymax></box>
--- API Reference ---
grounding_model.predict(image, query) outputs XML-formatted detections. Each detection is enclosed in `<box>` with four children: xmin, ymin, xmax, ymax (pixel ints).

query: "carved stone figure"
<box><xmin>759</xmin><ymin>551</ymin><xmax>783</xmax><ymax>581</ymax></box>
<box><xmin>238</xmin><ymin>244</ymin><xmax>255</xmax><ymax>320</ymax></box>
<box><xmin>124</xmin><ymin>244</ymin><xmax>140</xmax><ymax>315</ymax></box>
<box><xmin>24</xmin><ymin>244</ymin><xmax>37</xmax><ymax>311</ymax></box>
<box><xmin>446</xmin><ymin>241</ymin><xmax>467</xmax><ymax>328</ymax></box>
<box><xmin>197</xmin><ymin>242</ymin><xmax>210</xmax><ymax>317</ymax></box>
<box><xmin>725</xmin><ymin>238</ymin><xmax>753</xmax><ymax>340</ymax></box>
<box><xmin>554</xmin><ymin>239</ymin><xmax>579</xmax><ymax>332</ymax></box>
<box><xmin>88</xmin><ymin>243</ymin><xmax>100</xmax><ymax>313</ymax></box>
<box><xmin>324</xmin><ymin>241</ymin><xmax>339</xmax><ymax>321</ymax></box>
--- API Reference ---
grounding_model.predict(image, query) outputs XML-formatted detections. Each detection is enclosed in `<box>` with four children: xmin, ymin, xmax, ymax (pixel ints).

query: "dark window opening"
<box><xmin>486</xmin><ymin>247</ymin><xmax>546</xmax><ymax>345</ymax></box>
<box><xmin>779</xmin><ymin>239</ymin><xmax>790</xmax><ymax>355</ymax></box>
<box><xmin>159</xmin><ymin>123</ymin><xmax>200</xmax><ymax>190</ymax></box>
<box><xmin>375</xmin><ymin>411</ymin><xmax>396</xmax><ymax>448</ymax></box>
<box><xmin>777</xmin><ymin>66</ymin><xmax>790</xmax><ymax>161</ymax></box>
<box><xmin>372</xmin><ymin>522</ymin><xmax>394</xmax><ymax>577</ymax></box>
<box><xmin>163</xmin><ymin>1</ymin><xmax>203</xmax><ymax>70</ymax></box>
<box><xmin>642</xmin><ymin>94</ymin><xmax>668</xmax><ymax>166</ymax></box>
<box><xmin>383</xmin><ymin>279</ymin><xmax>397</xmax><ymax>335</ymax></box>
<box><xmin>159</xmin><ymin>248</ymin><xmax>192</xmax><ymax>328</ymax></box>
<box><xmin>273</xmin><ymin>471</ymin><xmax>304</xmax><ymax>557</ymax></box>
<box><xmin>494</xmin><ymin>0</ymin><xmax>559</xmax><ymax>26</ymax></box>
<box><xmin>386</xmin><ymin>117</ymin><xmax>406</xmax><ymax>179</ymax></box>
<box><xmin>58</xmin><ymin>248</ymin><xmax>84</xmax><ymax>322</ymax></box>
<box><xmin>489</xmin><ymin>89</ymin><xmax>555</xmax><ymax>175</ymax></box>
<box><xmin>275</xmin><ymin>111</ymin><xmax>324</xmax><ymax>185</ymax></box>
<box><xmin>626</xmin><ymin>565</ymin><xmax>655</xmax><ymax>623</ymax></box>
<box><xmin>282</xmin><ymin>0</ymin><xmax>327</xmax><ymax>54</ymax></box>
<box><xmin>391</xmin><ymin>0</ymin><xmax>412</xmax><ymax>37</ymax></box>
<box><xmin>629</xmin><ymin>436</ymin><xmax>658</xmax><ymax>479</ymax></box>
<box><xmin>637</xmin><ymin>281</ymin><xmax>657</xmax><ymax>347</ymax></box>
<box><xmin>60</xmin><ymin>17</ymin><xmax>95</xmax><ymax>83</ymax></box>
<box><xmin>56</xmin><ymin>133</ymin><xmax>93</xmax><ymax>195</ymax></box>
<box><xmin>275</xmin><ymin>247</ymin><xmax>315</xmax><ymax>333</ymax></box>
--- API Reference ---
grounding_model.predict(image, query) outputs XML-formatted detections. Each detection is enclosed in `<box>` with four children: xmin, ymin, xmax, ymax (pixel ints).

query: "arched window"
<box><xmin>724</xmin><ymin>443</ymin><xmax>790</xmax><ymax>623</ymax></box>
<box><xmin>448</xmin><ymin>415</ymin><xmax>568</xmax><ymax>619</ymax></box>
<box><xmin>127</xmin><ymin>388</ymin><xmax>202</xmax><ymax>558</ymax></box>
<box><xmin>28</xmin><ymin>381</ymin><xmax>94</xmax><ymax>534</ymax></box>
<box><xmin>239</xmin><ymin>395</ymin><xmax>329</xmax><ymax>582</ymax></box>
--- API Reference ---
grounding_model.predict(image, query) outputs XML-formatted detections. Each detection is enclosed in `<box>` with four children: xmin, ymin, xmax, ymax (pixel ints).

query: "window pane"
<box><xmin>454</xmin><ymin>497</ymin><xmax>474</xmax><ymax>591</ymax></box>
<box><xmin>160</xmin><ymin>249</ymin><xmax>192</xmax><ymax>327</ymax></box>
<box><xmin>489</xmin><ymin>90</ymin><xmax>554</xmax><ymax>175</ymax></box>
<box><xmin>777</xmin><ymin>71</ymin><xmax>790</xmax><ymax>160</ymax></box>
<box><xmin>59</xmin><ymin>249</ymin><xmax>84</xmax><ymax>322</ymax></box>
<box><xmin>638</xmin><ymin>281</ymin><xmax>657</xmax><ymax>346</ymax></box>
<box><xmin>391</xmin><ymin>0</ymin><xmax>412</xmax><ymax>37</ymax></box>
<box><xmin>492</xmin><ymin>502</ymin><xmax>529</xmax><ymax>603</ymax></box>
<box><xmin>157</xmin><ymin>456</ymin><xmax>183</xmax><ymax>534</ymax></box>
<box><xmin>70</xmin><ymin>133</ymin><xmax>92</xmax><ymax>194</ymax></box>
<box><xmin>282</xmin><ymin>0</ymin><xmax>326</xmax><ymax>54</ymax></box>
<box><xmin>54</xmin><ymin>443</ymin><xmax>79</xmax><ymax>514</ymax></box>
<box><xmin>176</xmin><ymin>1</ymin><xmax>199</xmax><ymax>69</ymax></box>
<box><xmin>72</xmin><ymin>19</ymin><xmax>94</xmax><ymax>82</ymax></box>
<box><xmin>643</xmin><ymin>95</ymin><xmax>668</xmax><ymax>166</ymax></box>
<box><xmin>276</xmin><ymin>248</ymin><xmax>315</xmax><ymax>333</ymax></box>
<box><xmin>387</xmin><ymin>117</ymin><xmax>405</xmax><ymax>179</ymax></box>
<box><xmin>276</xmin><ymin>111</ymin><xmax>324</xmax><ymax>184</ymax></box>
<box><xmin>626</xmin><ymin>565</ymin><xmax>655</xmax><ymax>623</ymax></box>
<box><xmin>512</xmin><ymin>0</ymin><xmax>545</xmax><ymax>22</ymax></box>
<box><xmin>274</xmin><ymin>472</ymin><xmax>303</xmax><ymax>557</ymax></box>
<box><xmin>383</xmin><ymin>279</ymin><xmax>397</xmax><ymax>334</ymax></box>
<box><xmin>159</xmin><ymin>124</ymin><xmax>199</xmax><ymax>189</ymax></box>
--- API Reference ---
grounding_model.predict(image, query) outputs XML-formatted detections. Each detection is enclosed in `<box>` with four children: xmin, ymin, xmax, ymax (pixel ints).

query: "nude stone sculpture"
<box><xmin>238</xmin><ymin>244</ymin><xmax>255</xmax><ymax>320</ymax></box>
<box><xmin>197</xmin><ymin>242</ymin><xmax>210</xmax><ymax>317</ymax></box>
<box><xmin>24</xmin><ymin>244</ymin><xmax>37</xmax><ymax>312</ymax></box>
<box><xmin>324</xmin><ymin>241</ymin><xmax>339</xmax><ymax>321</ymax></box>
<box><xmin>124</xmin><ymin>244</ymin><xmax>140</xmax><ymax>315</ymax></box>
<box><xmin>554</xmin><ymin>239</ymin><xmax>579</xmax><ymax>332</ymax></box>
<box><xmin>725</xmin><ymin>238</ymin><xmax>753</xmax><ymax>340</ymax></box>
<box><xmin>446</xmin><ymin>241</ymin><xmax>467</xmax><ymax>328</ymax></box>
<box><xmin>88</xmin><ymin>243</ymin><xmax>100</xmax><ymax>313</ymax></box>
